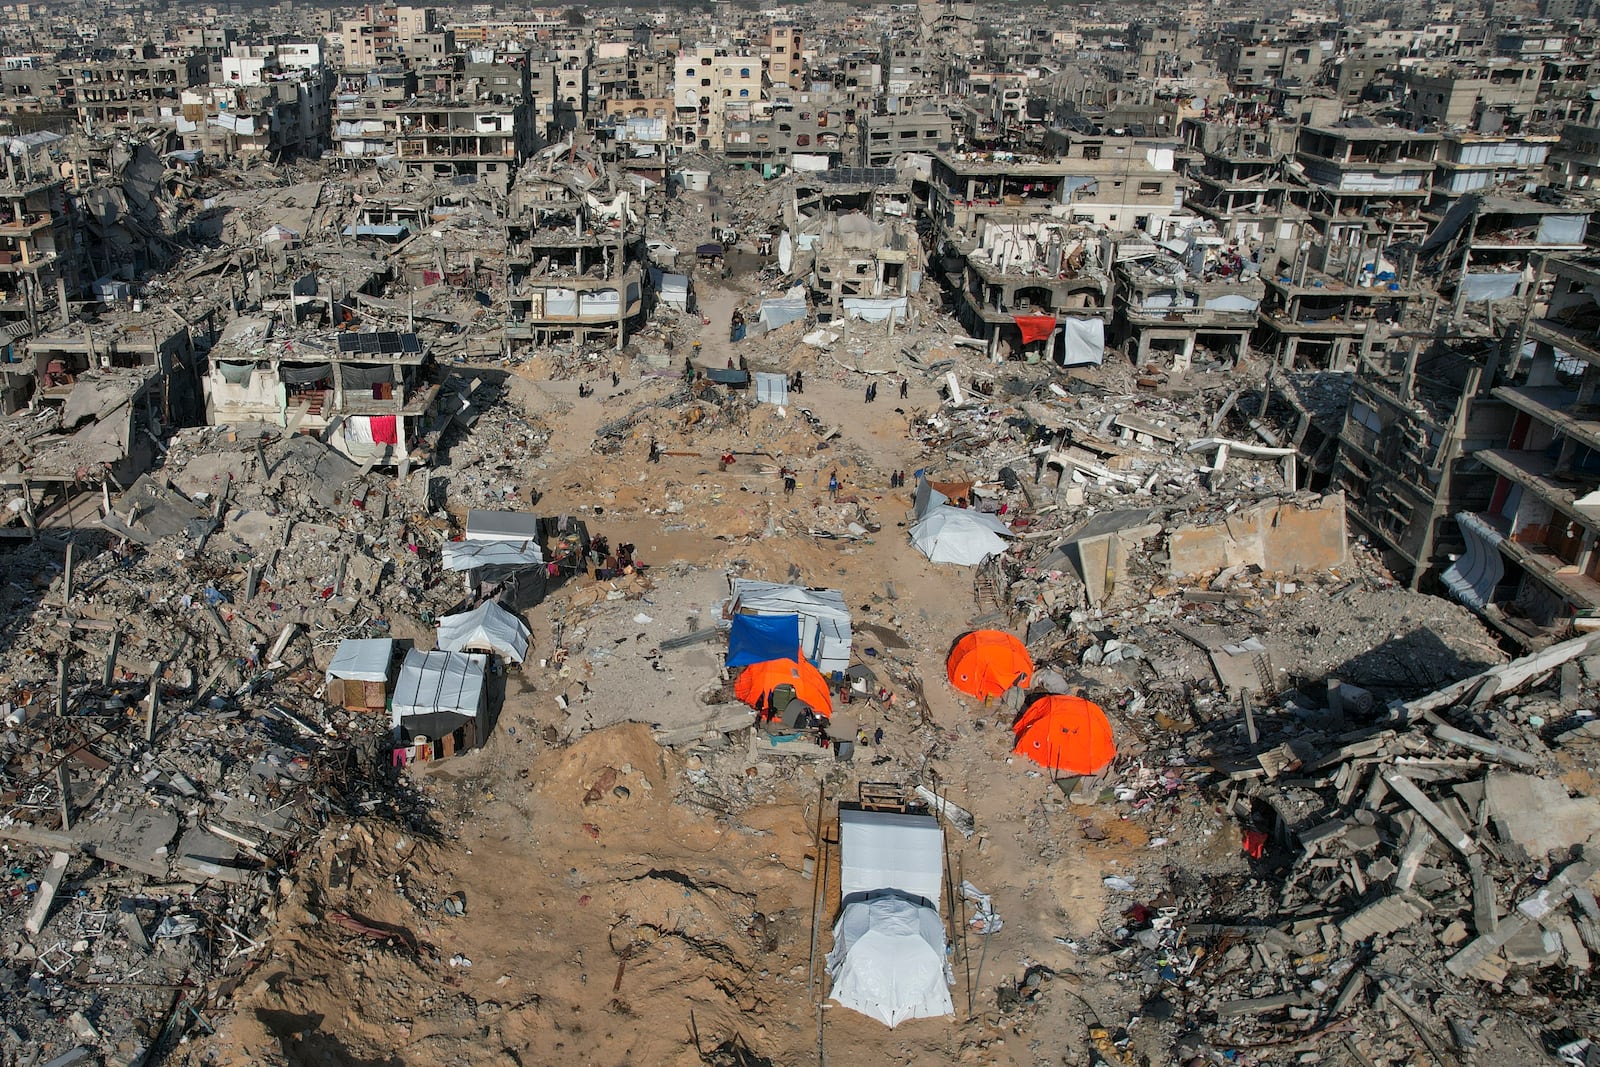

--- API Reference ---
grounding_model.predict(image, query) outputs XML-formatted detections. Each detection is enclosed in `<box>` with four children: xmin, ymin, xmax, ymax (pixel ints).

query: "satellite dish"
<box><xmin>777</xmin><ymin>231</ymin><xmax>793</xmax><ymax>274</ymax></box>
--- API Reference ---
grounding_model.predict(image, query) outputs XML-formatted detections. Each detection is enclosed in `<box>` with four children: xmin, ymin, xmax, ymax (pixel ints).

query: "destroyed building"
<box><xmin>1113</xmin><ymin>221</ymin><xmax>1264</xmax><ymax>370</ymax></box>
<box><xmin>201</xmin><ymin>317</ymin><xmax>439</xmax><ymax>469</ymax></box>
<box><xmin>397</xmin><ymin>58</ymin><xmax>538</xmax><ymax>193</ymax></box>
<box><xmin>502</xmin><ymin>147</ymin><xmax>645</xmax><ymax>353</ymax></box>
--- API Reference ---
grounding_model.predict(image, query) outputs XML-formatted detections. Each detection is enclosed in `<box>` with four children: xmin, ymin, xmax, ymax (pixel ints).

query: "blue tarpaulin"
<box><xmin>728</xmin><ymin>613</ymin><xmax>802</xmax><ymax>667</ymax></box>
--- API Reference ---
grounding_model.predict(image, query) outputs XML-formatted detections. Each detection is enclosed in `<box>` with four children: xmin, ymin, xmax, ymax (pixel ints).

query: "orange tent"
<box><xmin>1012</xmin><ymin>696</ymin><xmax>1116</xmax><ymax>776</ymax></box>
<box><xmin>734</xmin><ymin>657</ymin><xmax>833</xmax><ymax>718</ymax></box>
<box><xmin>946</xmin><ymin>630</ymin><xmax>1034</xmax><ymax>700</ymax></box>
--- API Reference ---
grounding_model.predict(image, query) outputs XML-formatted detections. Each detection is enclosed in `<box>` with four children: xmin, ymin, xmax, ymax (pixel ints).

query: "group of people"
<box><xmin>888</xmin><ymin>470</ymin><xmax>909</xmax><ymax>489</ymax></box>
<box><xmin>863</xmin><ymin>378</ymin><xmax>911</xmax><ymax>403</ymax></box>
<box><xmin>779</xmin><ymin>466</ymin><xmax>798</xmax><ymax>495</ymax></box>
<box><xmin>586</xmin><ymin>536</ymin><xmax>642</xmax><ymax>581</ymax></box>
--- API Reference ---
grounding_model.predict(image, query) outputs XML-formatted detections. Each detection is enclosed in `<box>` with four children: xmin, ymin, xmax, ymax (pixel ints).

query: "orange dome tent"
<box><xmin>734</xmin><ymin>657</ymin><xmax>834</xmax><ymax>718</ymax></box>
<box><xmin>1012</xmin><ymin>696</ymin><xmax>1116</xmax><ymax>776</ymax></box>
<box><xmin>946</xmin><ymin>630</ymin><xmax>1034</xmax><ymax>700</ymax></box>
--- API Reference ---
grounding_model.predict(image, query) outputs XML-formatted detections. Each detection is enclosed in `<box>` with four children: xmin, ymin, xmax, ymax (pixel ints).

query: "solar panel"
<box><xmin>337</xmin><ymin>331</ymin><xmax>422</xmax><ymax>355</ymax></box>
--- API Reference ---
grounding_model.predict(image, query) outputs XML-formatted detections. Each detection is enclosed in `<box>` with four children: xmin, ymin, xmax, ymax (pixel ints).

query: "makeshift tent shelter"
<box><xmin>827</xmin><ymin>806</ymin><xmax>953</xmax><ymax>1028</ymax></box>
<box><xmin>324</xmin><ymin>638</ymin><xmax>394</xmax><ymax>711</ymax></box>
<box><xmin>946</xmin><ymin>630</ymin><xmax>1034</xmax><ymax>700</ymax></box>
<box><xmin>910</xmin><ymin>507</ymin><xmax>1014</xmax><ymax>565</ymax></box>
<box><xmin>465</xmin><ymin>509</ymin><xmax>542</xmax><ymax>544</ymax></box>
<box><xmin>390</xmin><ymin>649</ymin><xmax>486</xmax><ymax>746</ymax></box>
<box><xmin>839</xmin><ymin>808</ymin><xmax>944</xmax><ymax>906</ymax></box>
<box><xmin>727</xmin><ymin>613</ymin><xmax>801</xmax><ymax>667</ymax></box>
<box><xmin>827</xmin><ymin>894</ymin><xmax>954</xmax><ymax>1028</ymax></box>
<box><xmin>728</xmin><ymin>579</ymin><xmax>852</xmax><ymax>674</ymax></box>
<box><xmin>734</xmin><ymin>657</ymin><xmax>833</xmax><ymax>719</ymax></box>
<box><xmin>909</xmin><ymin>476</ymin><xmax>1013</xmax><ymax>566</ymax></box>
<box><xmin>444</xmin><ymin>509</ymin><xmax>552</xmax><ymax>611</ymax></box>
<box><xmin>1012</xmin><ymin>695</ymin><xmax>1117</xmax><ymax>775</ymax></box>
<box><xmin>436</xmin><ymin>600</ymin><xmax>531</xmax><ymax>664</ymax></box>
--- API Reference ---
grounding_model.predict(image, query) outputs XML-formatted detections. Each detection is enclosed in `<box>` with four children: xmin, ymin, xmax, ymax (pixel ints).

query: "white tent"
<box><xmin>909</xmin><ymin>507</ymin><xmax>1013</xmax><ymax>566</ymax></box>
<box><xmin>827</xmin><ymin>894</ymin><xmax>954</xmax><ymax>1028</ymax></box>
<box><xmin>390</xmin><ymin>649</ymin><xmax>486</xmax><ymax>729</ymax></box>
<box><xmin>325</xmin><ymin>638</ymin><xmax>394</xmax><ymax>686</ymax></box>
<box><xmin>436</xmin><ymin>601</ymin><xmax>531</xmax><ymax>663</ymax></box>
<box><xmin>828</xmin><ymin>807</ymin><xmax>952</xmax><ymax>1027</ymax></box>
<box><xmin>441</xmin><ymin>539</ymin><xmax>544</xmax><ymax>571</ymax></box>
<box><xmin>840</xmin><ymin>809</ymin><xmax>945</xmax><ymax>905</ymax></box>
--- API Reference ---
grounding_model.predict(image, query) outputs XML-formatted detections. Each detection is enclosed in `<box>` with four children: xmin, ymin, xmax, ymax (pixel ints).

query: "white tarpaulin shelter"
<box><xmin>754</xmin><ymin>372</ymin><xmax>789</xmax><ymax>405</ymax></box>
<box><xmin>390</xmin><ymin>649</ymin><xmax>486</xmax><ymax>729</ymax></box>
<box><xmin>827</xmin><ymin>895</ymin><xmax>953</xmax><ymax>1028</ymax></box>
<box><xmin>839</xmin><ymin>809</ymin><xmax>944</xmax><ymax>905</ymax></box>
<box><xmin>436</xmin><ymin>601</ymin><xmax>531</xmax><ymax>663</ymax></box>
<box><xmin>827</xmin><ymin>807</ymin><xmax>952</xmax><ymax>1027</ymax></box>
<box><xmin>909</xmin><ymin>507</ymin><xmax>1013</xmax><ymax>565</ymax></box>
<box><xmin>325</xmin><ymin>638</ymin><xmax>394</xmax><ymax>686</ymax></box>
<box><xmin>442</xmin><ymin>539</ymin><xmax>544</xmax><ymax>571</ymax></box>
<box><xmin>729</xmin><ymin>578</ymin><xmax>852</xmax><ymax>674</ymax></box>
<box><xmin>465</xmin><ymin>510</ymin><xmax>541</xmax><ymax>543</ymax></box>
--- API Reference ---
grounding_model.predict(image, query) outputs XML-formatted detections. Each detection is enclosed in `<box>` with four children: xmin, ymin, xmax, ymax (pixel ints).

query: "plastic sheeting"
<box><xmin>1442</xmin><ymin>511</ymin><xmax>1505</xmax><ymax>611</ymax></box>
<box><xmin>729</xmin><ymin>579</ymin><xmax>852</xmax><ymax>674</ymax></box>
<box><xmin>278</xmin><ymin>362</ymin><xmax>333</xmax><ymax>385</ymax></box>
<box><xmin>909</xmin><ymin>506</ymin><xmax>1013</xmax><ymax>566</ymax></box>
<box><xmin>826</xmin><ymin>893</ymin><xmax>954</xmax><ymax>1028</ymax></box>
<box><xmin>754</xmin><ymin>372</ymin><xmax>789</xmax><ymax>405</ymax></box>
<box><xmin>217</xmin><ymin>362</ymin><xmax>254</xmax><ymax>385</ymax></box>
<box><xmin>842</xmin><ymin>296</ymin><xmax>908</xmax><ymax>323</ymax></box>
<box><xmin>1203</xmin><ymin>293</ymin><xmax>1261</xmax><ymax>312</ymax></box>
<box><xmin>759</xmin><ymin>286</ymin><xmax>809</xmax><ymax>330</ymax></box>
<box><xmin>839</xmin><ymin>809</ymin><xmax>944</xmax><ymax>905</ymax></box>
<box><xmin>1461</xmin><ymin>272</ymin><xmax>1522</xmax><ymax>302</ymax></box>
<box><xmin>340</xmin><ymin>364</ymin><xmax>393</xmax><ymax>390</ymax></box>
<box><xmin>1538</xmin><ymin>214</ymin><xmax>1588</xmax><ymax>246</ymax></box>
<box><xmin>466</xmin><ymin>510</ymin><xmax>541</xmax><ymax>543</ymax></box>
<box><xmin>436</xmin><ymin>601</ymin><xmax>531</xmax><ymax>663</ymax></box>
<box><xmin>1059</xmin><ymin>318</ymin><xmax>1105</xmax><ymax>367</ymax></box>
<box><xmin>727</xmin><ymin>612</ymin><xmax>801</xmax><ymax>667</ymax></box>
<box><xmin>390</xmin><ymin>650</ymin><xmax>486</xmax><ymax>727</ymax></box>
<box><xmin>441</xmin><ymin>539</ymin><xmax>544</xmax><ymax>571</ymax></box>
<box><xmin>325</xmin><ymin>638</ymin><xmax>394</xmax><ymax>684</ymax></box>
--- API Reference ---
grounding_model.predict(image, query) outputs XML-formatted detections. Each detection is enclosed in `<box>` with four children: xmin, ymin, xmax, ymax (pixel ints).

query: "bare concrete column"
<box><xmin>103</xmin><ymin>630</ymin><xmax>120</xmax><ymax>687</ymax></box>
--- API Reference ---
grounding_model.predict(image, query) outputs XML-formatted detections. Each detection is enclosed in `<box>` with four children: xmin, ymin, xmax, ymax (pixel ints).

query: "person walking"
<box><xmin>792</xmin><ymin>370</ymin><xmax>804</xmax><ymax>394</ymax></box>
<box><xmin>864</xmin><ymin>382</ymin><xmax>873</xmax><ymax>403</ymax></box>
<box><xmin>899</xmin><ymin>378</ymin><xmax>909</xmax><ymax>399</ymax></box>
<box><xmin>783</xmin><ymin>468</ymin><xmax>796</xmax><ymax>496</ymax></box>
<box><xmin>648</xmin><ymin>439</ymin><xmax>661</xmax><ymax>464</ymax></box>
<box><xmin>828</xmin><ymin>470</ymin><xmax>839</xmax><ymax>501</ymax></box>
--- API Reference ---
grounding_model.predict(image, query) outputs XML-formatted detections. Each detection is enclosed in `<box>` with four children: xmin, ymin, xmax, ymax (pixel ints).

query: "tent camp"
<box><xmin>390</xmin><ymin>649</ymin><xmax>487</xmax><ymax>750</ymax></box>
<box><xmin>324</xmin><ymin>638</ymin><xmax>394</xmax><ymax>711</ymax></box>
<box><xmin>728</xmin><ymin>579</ymin><xmax>852</xmax><ymax>673</ymax></box>
<box><xmin>946</xmin><ymin>630</ymin><xmax>1034</xmax><ymax>700</ymax></box>
<box><xmin>436</xmin><ymin>600</ymin><xmax>531</xmax><ymax>664</ymax></box>
<box><xmin>1012</xmin><ymin>695</ymin><xmax>1117</xmax><ymax>775</ymax></box>
<box><xmin>827</xmin><ymin>807</ymin><xmax>953</xmax><ymax>1028</ymax></box>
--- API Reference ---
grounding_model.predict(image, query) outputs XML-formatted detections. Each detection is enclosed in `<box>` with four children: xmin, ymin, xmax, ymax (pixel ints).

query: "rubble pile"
<box><xmin>1066</xmin><ymin>633</ymin><xmax>1600</xmax><ymax>1065</ymax></box>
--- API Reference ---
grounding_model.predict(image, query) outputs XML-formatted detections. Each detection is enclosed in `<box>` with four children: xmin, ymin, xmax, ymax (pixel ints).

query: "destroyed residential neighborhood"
<box><xmin>11</xmin><ymin>3</ymin><xmax>1600</xmax><ymax>1067</ymax></box>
